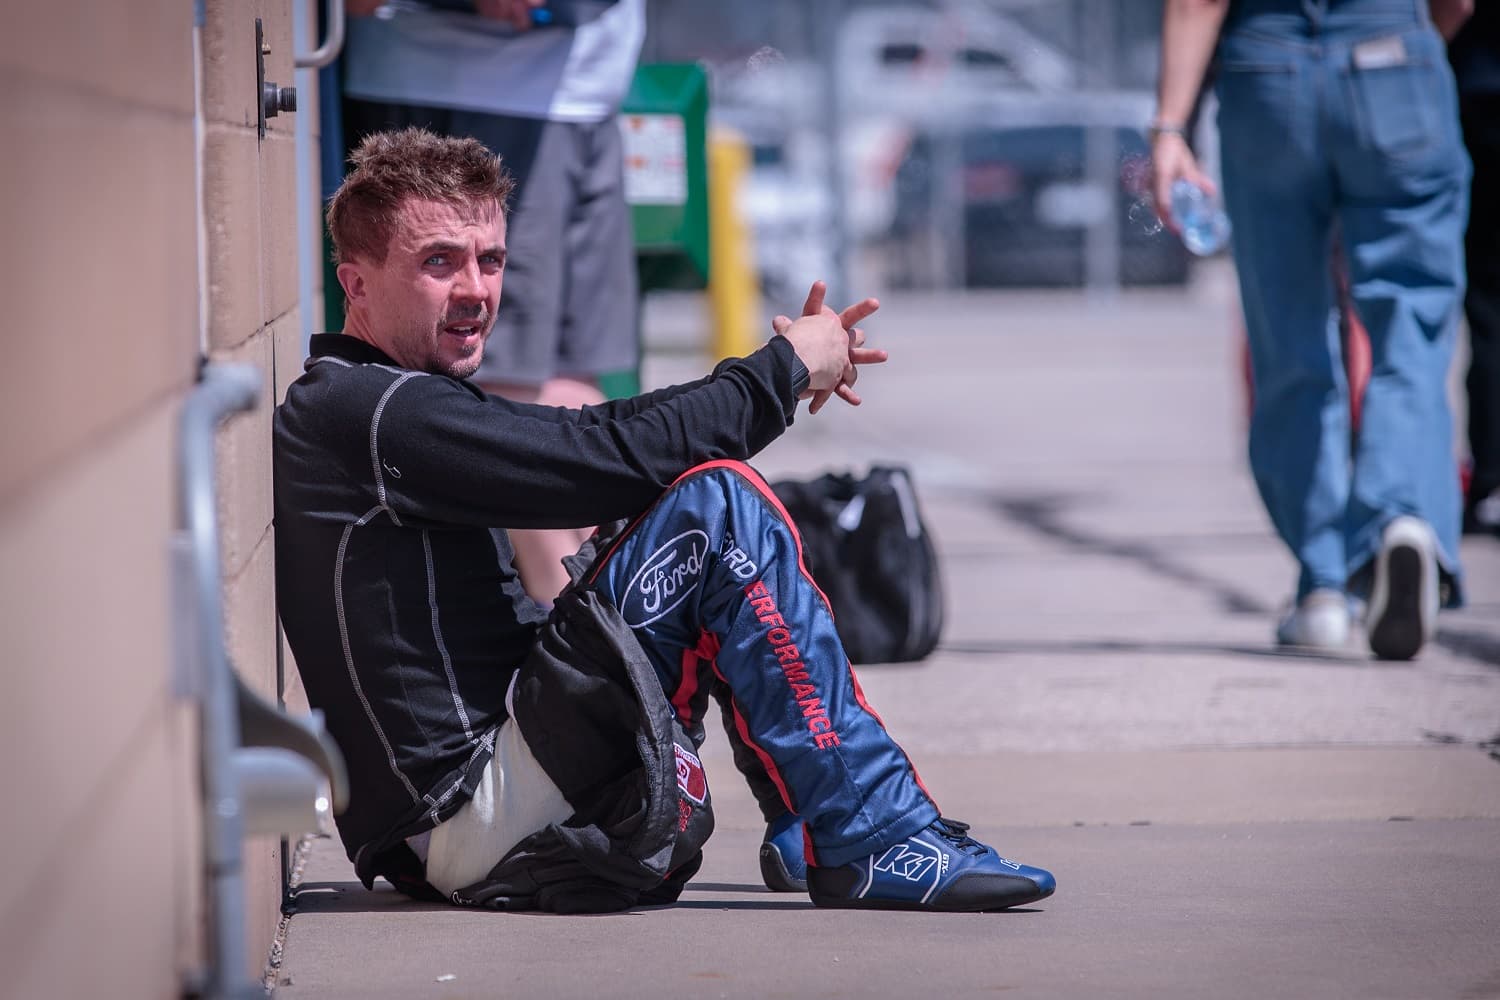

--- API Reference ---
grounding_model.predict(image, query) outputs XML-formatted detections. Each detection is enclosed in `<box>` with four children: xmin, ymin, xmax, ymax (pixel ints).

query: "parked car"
<box><xmin>888</xmin><ymin>118</ymin><xmax>1190</xmax><ymax>288</ymax></box>
<box><xmin>835</xmin><ymin>5</ymin><xmax>1077</xmax><ymax>117</ymax></box>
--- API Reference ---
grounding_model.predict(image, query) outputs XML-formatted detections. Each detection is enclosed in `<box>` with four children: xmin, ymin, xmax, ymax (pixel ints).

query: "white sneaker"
<box><xmin>1275</xmin><ymin>588</ymin><xmax>1351</xmax><ymax>650</ymax></box>
<box><xmin>1367</xmin><ymin>515</ymin><xmax>1438</xmax><ymax>661</ymax></box>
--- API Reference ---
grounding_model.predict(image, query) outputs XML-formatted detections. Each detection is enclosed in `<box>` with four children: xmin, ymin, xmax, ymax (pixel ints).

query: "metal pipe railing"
<box><xmin>179</xmin><ymin>363</ymin><xmax>349</xmax><ymax>998</ymax></box>
<box><xmin>179</xmin><ymin>363</ymin><xmax>262</xmax><ymax>1000</ymax></box>
<box><xmin>295</xmin><ymin>0</ymin><xmax>346</xmax><ymax>69</ymax></box>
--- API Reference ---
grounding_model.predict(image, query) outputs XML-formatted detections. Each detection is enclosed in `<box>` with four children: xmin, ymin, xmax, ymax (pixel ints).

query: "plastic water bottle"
<box><xmin>1170</xmin><ymin>179</ymin><xmax>1231</xmax><ymax>256</ymax></box>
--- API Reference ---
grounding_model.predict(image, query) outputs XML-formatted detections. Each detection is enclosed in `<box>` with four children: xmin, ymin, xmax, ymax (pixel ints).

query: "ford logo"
<box><xmin>620</xmin><ymin>529</ymin><xmax>709</xmax><ymax>627</ymax></box>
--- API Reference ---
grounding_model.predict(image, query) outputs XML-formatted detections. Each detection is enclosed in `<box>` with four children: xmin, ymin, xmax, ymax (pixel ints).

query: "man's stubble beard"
<box><xmin>395</xmin><ymin>315</ymin><xmax>491</xmax><ymax>380</ymax></box>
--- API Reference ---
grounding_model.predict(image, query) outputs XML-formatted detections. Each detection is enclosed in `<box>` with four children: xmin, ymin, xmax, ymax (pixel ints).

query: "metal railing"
<box><xmin>295</xmin><ymin>0</ymin><xmax>345</xmax><ymax>68</ymax></box>
<box><xmin>177</xmin><ymin>363</ymin><xmax>347</xmax><ymax>1000</ymax></box>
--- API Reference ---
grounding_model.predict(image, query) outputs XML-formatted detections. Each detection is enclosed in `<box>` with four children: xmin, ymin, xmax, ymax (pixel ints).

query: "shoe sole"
<box><xmin>758</xmin><ymin>843</ymin><xmax>807</xmax><ymax>893</ymax></box>
<box><xmin>1368</xmin><ymin>541</ymin><xmax>1427</xmax><ymax>661</ymax></box>
<box><xmin>808</xmin><ymin>882</ymin><xmax>1054</xmax><ymax>913</ymax></box>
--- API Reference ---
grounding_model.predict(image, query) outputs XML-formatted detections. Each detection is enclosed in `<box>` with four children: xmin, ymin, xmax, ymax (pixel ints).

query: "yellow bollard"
<box><xmin>707</xmin><ymin>127</ymin><xmax>760</xmax><ymax>361</ymax></box>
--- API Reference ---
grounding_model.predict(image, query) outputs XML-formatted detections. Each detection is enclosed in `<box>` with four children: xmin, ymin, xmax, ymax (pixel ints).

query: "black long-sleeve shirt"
<box><xmin>273</xmin><ymin>333</ymin><xmax>806</xmax><ymax>866</ymax></box>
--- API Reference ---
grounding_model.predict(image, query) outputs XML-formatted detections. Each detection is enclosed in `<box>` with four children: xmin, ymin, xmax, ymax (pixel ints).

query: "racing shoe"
<box><xmin>807</xmin><ymin>818</ymin><xmax>1055</xmax><ymax>912</ymax></box>
<box><xmin>759</xmin><ymin>812</ymin><xmax>808</xmax><ymax>892</ymax></box>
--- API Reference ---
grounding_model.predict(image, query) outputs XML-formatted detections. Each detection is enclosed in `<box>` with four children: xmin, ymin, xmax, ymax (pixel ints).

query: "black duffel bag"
<box><xmin>771</xmin><ymin>465</ymin><xmax>944</xmax><ymax>664</ymax></box>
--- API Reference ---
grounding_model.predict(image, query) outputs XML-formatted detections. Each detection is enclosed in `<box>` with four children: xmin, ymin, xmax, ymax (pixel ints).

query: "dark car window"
<box><xmin>959</xmin><ymin>47</ymin><xmax>1012</xmax><ymax>69</ymax></box>
<box><xmin>880</xmin><ymin>42</ymin><xmax>926</xmax><ymax>65</ymax></box>
<box><xmin>959</xmin><ymin>127</ymin><xmax>1146</xmax><ymax>167</ymax></box>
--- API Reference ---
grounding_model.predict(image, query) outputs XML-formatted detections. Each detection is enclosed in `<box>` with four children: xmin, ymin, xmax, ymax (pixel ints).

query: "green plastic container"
<box><xmin>620</xmin><ymin>63</ymin><xmax>710</xmax><ymax>293</ymax></box>
<box><xmin>603</xmin><ymin>63</ymin><xmax>712</xmax><ymax>398</ymax></box>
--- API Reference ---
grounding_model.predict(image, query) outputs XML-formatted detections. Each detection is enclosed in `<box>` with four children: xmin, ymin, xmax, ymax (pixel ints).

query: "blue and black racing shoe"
<box><xmin>807</xmin><ymin>817</ymin><xmax>1055</xmax><ymax>912</ymax></box>
<box><xmin>759</xmin><ymin>811</ymin><xmax>808</xmax><ymax>892</ymax></box>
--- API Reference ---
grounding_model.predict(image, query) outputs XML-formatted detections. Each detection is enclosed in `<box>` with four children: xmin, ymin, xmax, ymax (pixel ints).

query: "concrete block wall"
<box><xmin>200</xmin><ymin>0</ymin><xmax>320</xmax><ymax>985</ymax></box>
<box><xmin>0</xmin><ymin>0</ymin><xmax>319</xmax><ymax>994</ymax></box>
<box><xmin>0</xmin><ymin>2</ymin><xmax>201</xmax><ymax>996</ymax></box>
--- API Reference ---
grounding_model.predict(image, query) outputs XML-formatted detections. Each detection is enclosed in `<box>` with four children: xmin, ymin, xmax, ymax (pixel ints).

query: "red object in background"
<box><xmin>1239</xmin><ymin>244</ymin><xmax>1372</xmax><ymax>432</ymax></box>
<box><xmin>1335</xmin><ymin>245</ymin><xmax>1373</xmax><ymax>431</ymax></box>
<box><xmin>1237</xmin><ymin>247</ymin><xmax>1476</xmax><ymax>502</ymax></box>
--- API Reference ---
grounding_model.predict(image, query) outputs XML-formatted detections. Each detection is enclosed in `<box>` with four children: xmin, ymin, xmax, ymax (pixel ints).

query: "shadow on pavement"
<box><xmin>1433</xmin><ymin>626</ymin><xmax>1500</xmax><ymax>666</ymax></box>
<box><xmin>290</xmin><ymin>883</ymin><xmax>449</xmax><ymax>915</ymax></box>
<box><xmin>986</xmin><ymin>491</ymin><xmax>1271</xmax><ymax>617</ymax></box>
<box><xmin>937</xmin><ymin>637</ymin><xmax>1382</xmax><ymax>664</ymax></box>
<box><xmin>984</xmin><ymin>490</ymin><xmax>1500</xmax><ymax>667</ymax></box>
<box><xmin>680</xmin><ymin>881</ymin><xmax>769</xmax><ymax>893</ymax></box>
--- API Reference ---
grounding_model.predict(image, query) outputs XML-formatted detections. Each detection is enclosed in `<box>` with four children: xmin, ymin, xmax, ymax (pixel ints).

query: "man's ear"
<box><xmin>336</xmin><ymin>260</ymin><xmax>367</xmax><ymax>305</ymax></box>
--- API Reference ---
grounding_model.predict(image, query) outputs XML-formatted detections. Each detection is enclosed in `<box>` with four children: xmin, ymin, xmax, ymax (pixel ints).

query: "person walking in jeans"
<box><xmin>1152</xmin><ymin>0</ymin><xmax>1471</xmax><ymax>659</ymax></box>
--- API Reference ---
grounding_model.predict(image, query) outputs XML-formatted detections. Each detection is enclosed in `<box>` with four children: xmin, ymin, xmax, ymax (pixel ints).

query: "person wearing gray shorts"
<box><xmin>343</xmin><ymin>0</ymin><xmax>646</xmax><ymax>600</ymax></box>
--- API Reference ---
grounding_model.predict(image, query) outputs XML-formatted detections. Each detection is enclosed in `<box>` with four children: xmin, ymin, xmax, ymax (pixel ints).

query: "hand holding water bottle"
<box><xmin>1149</xmin><ymin>122</ymin><xmax>1229</xmax><ymax>255</ymax></box>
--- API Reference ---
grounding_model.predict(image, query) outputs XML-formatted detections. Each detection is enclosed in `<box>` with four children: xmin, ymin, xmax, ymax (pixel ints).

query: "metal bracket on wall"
<box><xmin>256</xmin><ymin>17</ymin><xmax>297</xmax><ymax>141</ymax></box>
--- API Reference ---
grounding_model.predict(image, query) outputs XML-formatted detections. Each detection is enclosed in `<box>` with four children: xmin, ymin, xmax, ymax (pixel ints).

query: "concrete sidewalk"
<box><xmin>275</xmin><ymin>281</ymin><xmax>1500</xmax><ymax>1000</ymax></box>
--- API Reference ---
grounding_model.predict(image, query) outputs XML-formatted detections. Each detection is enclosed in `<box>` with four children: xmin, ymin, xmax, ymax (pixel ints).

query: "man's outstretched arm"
<box><xmin>359</xmin><ymin>284</ymin><xmax>887</xmax><ymax>529</ymax></box>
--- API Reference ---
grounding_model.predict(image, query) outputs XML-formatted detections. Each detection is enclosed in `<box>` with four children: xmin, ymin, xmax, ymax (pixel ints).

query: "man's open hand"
<box><xmin>773</xmin><ymin>281</ymin><xmax>887</xmax><ymax>414</ymax></box>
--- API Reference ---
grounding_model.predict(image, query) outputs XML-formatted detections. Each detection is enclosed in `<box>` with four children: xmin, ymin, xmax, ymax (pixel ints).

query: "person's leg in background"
<box><xmin>473</xmin><ymin>116</ymin><xmax>640</xmax><ymax>604</ymax></box>
<box><xmin>1216</xmin><ymin>39</ymin><xmax>1351</xmax><ymax>650</ymax></box>
<box><xmin>1459</xmin><ymin>92</ymin><xmax>1500</xmax><ymax>534</ymax></box>
<box><xmin>461</xmin><ymin>114</ymin><xmax>590</xmax><ymax>602</ymax></box>
<box><xmin>1330</xmin><ymin>23</ymin><xmax>1471</xmax><ymax>659</ymax></box>
<box><xmin>582</xmin><ymin>461</ymin><xmax>1055</xmax><ymax>911</ymax></box>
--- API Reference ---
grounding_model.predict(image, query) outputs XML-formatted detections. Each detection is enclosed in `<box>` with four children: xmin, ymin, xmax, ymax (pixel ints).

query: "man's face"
<box><xmin>339</xmin><ymin>197</ymin><xmax>506</xmax><ymax>379</ymax></box>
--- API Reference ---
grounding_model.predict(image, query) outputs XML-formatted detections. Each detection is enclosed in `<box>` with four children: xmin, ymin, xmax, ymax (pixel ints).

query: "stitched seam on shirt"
<box><xmin>423</xmin><ymin>529</ymin><xmax>474</xmax><ymax>742</ymax></box>
<box><xmin>335</xmin><ymin>504</ymin><xmax>423</xmax><ymax>806</ymax></box>
<box><xmin>370</xmin><ymin>372</ymin><xmax>420</xmax><ymax>526</ymax></box>
<box><xmin>425</xmin><ymin>728</ymin><xmax>497</xmax><ymax>823</ymax></box>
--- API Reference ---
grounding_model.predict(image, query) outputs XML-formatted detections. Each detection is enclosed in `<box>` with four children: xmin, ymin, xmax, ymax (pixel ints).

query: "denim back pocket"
<box><xmin>1343</xmin><ymin>31</ymin><xmax>1444</xmax><ymax>159</ymax></box>
<box><xmin>1215</xmin><ymin>61</ymin><xmax>1301</xmax><ymax>167</ymax></box>
<box><xmin>1214</xmin><ymin>29</ymin><xmax>1305</xmax><ymax>163</ymax></box>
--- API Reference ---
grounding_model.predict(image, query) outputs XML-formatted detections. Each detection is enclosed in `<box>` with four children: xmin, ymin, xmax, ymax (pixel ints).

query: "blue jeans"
<box><xmin>1216</xmin><ymin>0</ymin><xmax>1470</xmax><ymax>604</ymax></box>
<box><xmin>582</xmin><ymin>461</ymin><xmax>939</xmax><ymax>867</ymax></box>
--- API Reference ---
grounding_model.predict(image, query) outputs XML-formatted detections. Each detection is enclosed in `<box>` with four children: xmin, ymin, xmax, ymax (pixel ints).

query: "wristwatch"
<box><xmin>789</xmin><ymin>356</ymin><xmax>810</xmax><ymax>397</ymax></box>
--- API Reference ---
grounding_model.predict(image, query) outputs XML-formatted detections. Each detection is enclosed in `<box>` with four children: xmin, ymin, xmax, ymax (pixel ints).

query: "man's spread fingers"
<box><xmin>839</xmin><ymin>297</ymin><xmax>879</xmax><ymax>328</ymax></box>
<box><xmin>801</xmin><ymin>280</ymin><xmax>827</xmax><ymax>317</ymax></box>
<box><xmin>849</xmin><ymin>347</ymin><xmax>888</xmax><ymax>365</ymax></box>
<box><xmin>836</xmin><ymin>383</ymin><xmax>862</xmax><ymax>406</ymax></box>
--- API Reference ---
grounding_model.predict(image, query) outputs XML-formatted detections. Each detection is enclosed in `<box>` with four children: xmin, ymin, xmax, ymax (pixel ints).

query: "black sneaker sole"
<box><xmin>1369</xmin><ymin>543</ymin><xmax>1425</xmax><ymax>661</ymax></box>
<box><xmin>808</xmin><ymin>874</ymin><xmax>1054</xmax><ymax>912</ymax></box>
<box><xmin>759</xmin><ymin>843</ymin><xmax>807</xmax><ymax>893</ymax></box>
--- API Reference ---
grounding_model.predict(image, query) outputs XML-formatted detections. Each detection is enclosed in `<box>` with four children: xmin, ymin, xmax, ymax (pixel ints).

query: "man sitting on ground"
<box><xmin>273</xmin><ymin>127</ymin><xmax>1055</xmax><ymax>912</ymax></box>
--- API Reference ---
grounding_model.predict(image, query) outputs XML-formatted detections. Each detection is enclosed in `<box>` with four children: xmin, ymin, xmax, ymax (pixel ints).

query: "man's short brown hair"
<box><xmin>327</xmin><ymin>127</ymin><xmax>516</xmax><ymax>265</ymax></box>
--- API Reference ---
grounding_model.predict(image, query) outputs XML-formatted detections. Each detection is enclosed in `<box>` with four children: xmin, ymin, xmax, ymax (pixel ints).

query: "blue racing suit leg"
<box><xmin>583</xmin><ymin>460</ymin><xmax>939</xmax><ymax>867</ymax></box>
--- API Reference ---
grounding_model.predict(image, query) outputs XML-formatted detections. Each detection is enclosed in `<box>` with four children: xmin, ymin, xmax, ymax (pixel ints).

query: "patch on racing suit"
<box><xmin>674</xmin><ymin>742</ymin><xmax>708</xmax><ymax>805</ymax></box>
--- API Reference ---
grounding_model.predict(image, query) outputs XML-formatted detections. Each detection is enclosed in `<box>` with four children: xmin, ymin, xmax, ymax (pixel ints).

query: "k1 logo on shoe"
<box><xmin>622</xmin><ymin>529</ymin><xmax>709</xmax><ymax>627</ymax></box>
<box><xmin>873</xmin><ymin>839</ymin><xmax>944</xmax><ymax>883</ymax></box>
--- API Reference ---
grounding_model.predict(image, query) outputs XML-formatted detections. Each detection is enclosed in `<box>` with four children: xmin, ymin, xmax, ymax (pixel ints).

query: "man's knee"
<box><xmin>670</xmin><ymin>459</ymin><xmax>757</xmax><ymax>491</ymax></box>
